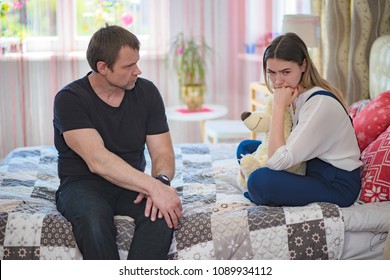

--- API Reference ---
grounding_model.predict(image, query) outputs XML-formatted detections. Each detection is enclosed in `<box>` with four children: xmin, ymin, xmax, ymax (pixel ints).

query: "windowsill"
<box><xmin>238</xmin><ymin>53</ymin><xmax>263</xmax><ymax>62</ymax></box>
<box><xmin>0</xmin><ymin>50</ymin><xmax>166</xmax><ymax>62</ymax></box>
<box><xmin>0</xmin><ymin>51</ymin><xmax>86</xmax><ymax>61</ymax></box>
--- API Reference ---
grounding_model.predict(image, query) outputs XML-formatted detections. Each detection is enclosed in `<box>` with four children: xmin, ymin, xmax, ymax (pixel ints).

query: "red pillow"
<box><xmin>358</xmin><ymin>126</ymin><xmax>390</xmax><ymax>203</ymax></box>
<box><xmin>353</xmin><ymin>91</ymin><xmax>390</xmax><ymax>152</ymax></box>
<box><xmin>348</xmin><ymin>99</ymin><xmax>370</xmax><ymax>119</ymax></box>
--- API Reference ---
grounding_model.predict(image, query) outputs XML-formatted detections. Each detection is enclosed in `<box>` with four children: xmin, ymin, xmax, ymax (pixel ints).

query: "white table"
<box><xmin>165</xmin><ymin>104</ymin><xmax>228</xmax><ymax>142</ymax></box>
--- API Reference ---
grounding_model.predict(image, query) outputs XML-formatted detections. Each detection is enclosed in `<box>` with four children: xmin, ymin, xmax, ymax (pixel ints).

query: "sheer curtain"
<box><xmin>1</xmin><ymin>0</ymin><xmax>299</xmax><ymax>159</ymax></box>
<box><xmin>0</xmin><ymin>0</ymin><xmax>89</xmax><ymax>159</ymax></box>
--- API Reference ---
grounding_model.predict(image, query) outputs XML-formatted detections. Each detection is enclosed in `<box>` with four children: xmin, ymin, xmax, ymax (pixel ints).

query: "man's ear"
<box><xmin>96</xmin><ymin>61</ymin><xmax>107</xmax><ymax>75</ymax></box>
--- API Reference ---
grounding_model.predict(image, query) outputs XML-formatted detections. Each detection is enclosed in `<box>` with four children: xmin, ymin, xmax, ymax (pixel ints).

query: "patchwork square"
<box><xmin>319</xmin><ymin>203</ymin><xmax>341</xmax><ymax>218</ymax></box>
<box><xmin>181</xmin><ymin>145</ymin><xmax>209</xmax><ymax>154</ymax></box>
<box><xmin>41</xmin><ymin>214</ymin><xmax>77</xmax><ymax>247</ymax></box>
<box><xmin>40</xmin><ymin>246</ymin><xmax>82</xmax><ymax>260</ymax></box>
<box><xmin>175</xmin><ymin>212</ymin><xmax>212</xmax><ymax>250</ymax></box>
<box><xmin>114</xmin><ymin>215</ymin><xmax>134</xmax><ymax>252</ymax></box>
<box><xmin>171</xmin><ymin>240</ymin><xmax>215</xmax><ymax>260</ymax></box>
<box><xmin>213</xmin><ymin>231</ymin><xmax>252</xmax><ymax>260</ymax></box>
<box><xmin>284</xmin><ymin>203</ymin><xmax>324</xmax><ymax>225</ymax></box>
<box><xmin>250</xmin><ymin>225</ymin><xmax>289</xmax><ymax>259</ymax></box>
<box><xmin>287</xmin><ymin>220</ymin><xmax>328</xmax><ymax>260</ymax></box>
<box><xmin>2</xmin><ymin>246</ymin><xmax>40</xmax><ymax>260</ymax></box>
<box><xmin>4</xmin><ymin>212</ymin><xmax>44</xmax><ymax>247</ymax></box>
<box><xmin>211</xmin><ymin>209</ymin><xmax>249</xmax><ymax>239</ymax></box>
<box><xmin>31</xmin><ymin>186</ymin><xmax>56</xmax><ymax>201</ymax></box>
<box><xmin>323</xmin><ymin>217</ymin><xmax>344</xmax><ymax>260</ymax></box>
<box><xmin>247</xmin><ymin>206</ymin><xmax>286</xmax><ymax>231</ymax></box>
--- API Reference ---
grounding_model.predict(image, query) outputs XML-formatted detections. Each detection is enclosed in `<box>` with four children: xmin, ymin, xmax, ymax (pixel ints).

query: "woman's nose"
<box><xmin>275</xmin><ymin>74</ymin><xmax>283</xmax><ymax>85</ymax></box>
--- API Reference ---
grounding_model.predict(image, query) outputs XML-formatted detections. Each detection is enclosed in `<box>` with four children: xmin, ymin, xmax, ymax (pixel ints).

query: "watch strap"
<box><xmin>155</xmin><ymin>174</ymin><xmax>170</xmax><ymax>186</ymax></box>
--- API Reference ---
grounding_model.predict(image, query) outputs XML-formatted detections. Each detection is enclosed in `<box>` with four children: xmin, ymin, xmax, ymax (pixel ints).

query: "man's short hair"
<box><xmin>87</xmin><ymin>25</ymin><xmax>140</xmax><ymax>72</ymax></box>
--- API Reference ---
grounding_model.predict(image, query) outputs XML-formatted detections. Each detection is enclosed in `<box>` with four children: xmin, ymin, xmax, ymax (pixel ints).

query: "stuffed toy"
<box><xmin>238</xmin><ymin>94</ymin><xmax>306</xmax><ymax>190</ymax></box>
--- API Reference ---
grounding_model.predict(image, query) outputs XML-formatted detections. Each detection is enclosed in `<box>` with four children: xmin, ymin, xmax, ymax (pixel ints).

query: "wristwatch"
<box><xmin>155</xmin><ymin>174</ymin><xmax>171</xmax><ymax>186</ymax></box>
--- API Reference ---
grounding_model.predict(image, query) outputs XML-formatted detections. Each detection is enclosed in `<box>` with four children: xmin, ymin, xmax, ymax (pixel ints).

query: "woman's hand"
<box><xmin>267</xmin><ymin>86</ymin><xmax>299</xmax><ymax>159</ymax></box>
<box><xmin>274</xmin><ymin>87</ymin><xmax>299</xmax><ymax>108</ymax></box>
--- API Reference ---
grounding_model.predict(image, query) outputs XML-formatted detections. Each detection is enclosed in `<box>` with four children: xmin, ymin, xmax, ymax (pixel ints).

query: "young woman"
<box><xmin>237</xmin><ymin>32</ymin><xmax>361</xmax><ymax>207</ymax></box>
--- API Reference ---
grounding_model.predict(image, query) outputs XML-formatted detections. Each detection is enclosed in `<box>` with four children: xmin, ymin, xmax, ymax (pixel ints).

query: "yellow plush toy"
<box><xmin>238</xmin><ymin>94</ymin><xmax>306</xmax><ymax>190</ymax></box>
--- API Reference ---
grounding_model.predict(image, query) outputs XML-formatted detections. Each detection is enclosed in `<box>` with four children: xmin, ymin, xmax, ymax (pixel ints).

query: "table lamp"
<box><xmin>282</xmin><ymin>14</ymin><xmax>320</xmax><ymax>48</ymax></box>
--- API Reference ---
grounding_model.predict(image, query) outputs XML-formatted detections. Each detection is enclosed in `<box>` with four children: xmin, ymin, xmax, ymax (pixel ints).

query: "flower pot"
<box><xmin>181</xmin><ymin>84</ymin><xmax>205</xmax><ymax>111</ymax></box>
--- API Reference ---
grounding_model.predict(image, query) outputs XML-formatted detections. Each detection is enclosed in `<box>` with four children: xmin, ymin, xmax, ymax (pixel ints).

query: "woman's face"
<box><xmin>266</xmin><ymin>58</ymin><xmax>306</xmax><ymax>89</ymax></box>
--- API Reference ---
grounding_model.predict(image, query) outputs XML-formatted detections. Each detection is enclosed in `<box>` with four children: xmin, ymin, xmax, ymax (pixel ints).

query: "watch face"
<box><xmin>156</xmin><ymin>175</ymin><xmax>170</xmax><ymax>185</ymax></box>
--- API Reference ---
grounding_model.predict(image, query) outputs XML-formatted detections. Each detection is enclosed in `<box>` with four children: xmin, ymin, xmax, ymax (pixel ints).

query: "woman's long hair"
<box><xmin>262</xmin><ymin>32</ymin><xmax>347</xmax><ymax>109</ymax></box>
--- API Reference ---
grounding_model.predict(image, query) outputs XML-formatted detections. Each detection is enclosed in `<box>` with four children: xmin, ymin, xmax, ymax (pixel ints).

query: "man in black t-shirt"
<box><xmin>53</xmin><ymin>25</ymin><xmax>182</xmax><ymax>260</ymax></box>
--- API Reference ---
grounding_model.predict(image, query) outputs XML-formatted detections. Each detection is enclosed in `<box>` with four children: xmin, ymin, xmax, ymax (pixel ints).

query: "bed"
<box><xmin>1</xmin><ymin>36</ymin><xmax>389</xmax><ymax>260</ymax></box>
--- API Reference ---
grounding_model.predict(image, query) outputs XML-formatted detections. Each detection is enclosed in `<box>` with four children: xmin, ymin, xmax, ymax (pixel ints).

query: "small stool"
<box><xmin>204</xmin><ymin>119</ymin><xmax>250</xmax><ymax>143</ymax></box>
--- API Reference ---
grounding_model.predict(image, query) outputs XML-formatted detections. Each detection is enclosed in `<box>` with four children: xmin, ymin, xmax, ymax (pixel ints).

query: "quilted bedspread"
<box><xmin>0</xmin><ymin>144</ymin><xmax>345</xmax><ymax>260</ymax></box>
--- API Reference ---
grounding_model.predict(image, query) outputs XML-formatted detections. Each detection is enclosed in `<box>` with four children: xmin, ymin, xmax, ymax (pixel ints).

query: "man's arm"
<box><xmin>136</xmin><ymin>132</ymin><xmax>177</xmax><ymax>222</ymax></box>
<box><xmin>146</xmin><ymin>132</ymin><xmax>175</xmax><ymax>180</ymax></box>
<box><xmin>63</xmin><ymin>128</ymin><xmax>182</xmax><ymax>228</ymax></box>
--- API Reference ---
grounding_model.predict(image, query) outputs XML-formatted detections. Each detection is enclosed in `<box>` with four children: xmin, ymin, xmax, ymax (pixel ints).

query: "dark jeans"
<box><xmin>237</xmin><ymin>140</ymin><xmax>361</xmax><ymax>207</ymax></box>
<box><xmin>55</xmin><ymin>176</ymin><xmax>173</xmax><ymax>260</ymax></box>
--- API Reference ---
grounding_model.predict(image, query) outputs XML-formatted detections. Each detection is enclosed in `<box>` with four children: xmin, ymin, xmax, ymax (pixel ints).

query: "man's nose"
<box><xmin>134</xmin><ymin>65</ymin><xmax>142</xmax><ymax>76</ymax></box>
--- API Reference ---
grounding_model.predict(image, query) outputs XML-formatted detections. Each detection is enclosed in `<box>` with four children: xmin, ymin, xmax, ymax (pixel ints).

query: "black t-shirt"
<box><xmin>53</xmin><ymin>73</ymin><xmax>169</xmax><ymax>179</ymax></box>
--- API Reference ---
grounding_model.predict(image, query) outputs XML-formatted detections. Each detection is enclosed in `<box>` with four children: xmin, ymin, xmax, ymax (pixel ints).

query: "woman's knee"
<box><xmin>246</xmin><ymin>168</ymin><xmax>275</xmax><ymax>204</ymax></box>
<box><xmin>247</xmin><ymin>168</ymin><xmax>274</xmax><ymax>187</ymax></box>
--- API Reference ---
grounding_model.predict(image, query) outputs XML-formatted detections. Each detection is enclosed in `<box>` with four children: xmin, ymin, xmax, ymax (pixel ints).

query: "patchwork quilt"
<box><xmin>0</xmin><ymin>144</ymin><xmax>345</xmax><ymax>260</ymax></box>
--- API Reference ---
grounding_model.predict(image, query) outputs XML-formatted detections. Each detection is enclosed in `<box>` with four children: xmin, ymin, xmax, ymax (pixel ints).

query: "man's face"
<box><xmin>106</xmin><ymin>46</ymin><xmax>142</xmax><ymax>91</ymax></box>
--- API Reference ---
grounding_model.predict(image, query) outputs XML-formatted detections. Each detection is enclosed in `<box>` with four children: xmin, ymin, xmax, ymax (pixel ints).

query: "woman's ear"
<box><xmin>301</xmin><ymin>59</ymin><xmax>307</xmax><ymax>72</ymax></box>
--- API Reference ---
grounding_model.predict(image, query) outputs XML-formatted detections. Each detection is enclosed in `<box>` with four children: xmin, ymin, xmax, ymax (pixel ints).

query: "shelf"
<box><xmin>238</xmin><ymin>53</ymin><xmax>262</xmax><ymax>62</ymax></box>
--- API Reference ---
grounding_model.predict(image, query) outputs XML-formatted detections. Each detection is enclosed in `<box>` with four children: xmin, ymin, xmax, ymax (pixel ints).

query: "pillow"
<box><xmin>348</xmin><ymin>99</ymin><xmax>370</xmax><ymax>119</ymax></box>
<box><xmin>353</xmin><ymin>91</ymin><xmax>390</xmax><ymax>152</ymax></box>
<box><xmin>358</xmin><ymin>126</ymin><xmax>390</xmax><ymax>203</ymax></box>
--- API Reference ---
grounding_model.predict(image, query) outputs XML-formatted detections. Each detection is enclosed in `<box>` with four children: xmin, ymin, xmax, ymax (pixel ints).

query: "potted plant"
<box><xmin>167</xmin><ymin>32</ymin><xmax>212</xmax><ymax>111</ymax></box>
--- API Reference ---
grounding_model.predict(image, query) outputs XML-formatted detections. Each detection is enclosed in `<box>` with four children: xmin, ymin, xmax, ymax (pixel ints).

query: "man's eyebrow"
<box><xmin>124</xmin><ymin>60</ymin><xmax>138</xmax><ymax>67</ymax></box>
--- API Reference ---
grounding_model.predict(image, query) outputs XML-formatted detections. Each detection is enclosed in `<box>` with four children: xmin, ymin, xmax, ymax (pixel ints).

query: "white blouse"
<box><xmin>267</xmin><ymin>86</ymin><xmax>362</xmax><ymax>172</ymax></box>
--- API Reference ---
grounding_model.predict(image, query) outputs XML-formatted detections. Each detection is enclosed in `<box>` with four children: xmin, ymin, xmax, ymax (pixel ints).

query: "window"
<box><xmin>76</xmin><ymin>0</ymin><xmax>150</xmax><ymax>37</ymax></box>
<box><xmin>0</xmin><ymin>0</ymin><xmax>169</xmax><ymax>54</ymax></box>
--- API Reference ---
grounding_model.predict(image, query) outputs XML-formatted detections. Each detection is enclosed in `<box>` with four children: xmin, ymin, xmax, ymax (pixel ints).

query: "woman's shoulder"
<box><xmin>296</xmin><ymin>87</ymin><xmax>324</xmax><ymax>107</ymax></box>
<box><xmin>303</xmin><ymin>87</ymin><xmax>327</xmax><ymax>99</ymax></box>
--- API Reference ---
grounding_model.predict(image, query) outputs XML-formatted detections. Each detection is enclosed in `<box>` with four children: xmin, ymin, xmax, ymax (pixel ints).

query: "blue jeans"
<box><xmin>55</xmin><ymin>176</ymin><xmax>173</xmax><ymax>260</ymax></box>
<box><xmin>237</xmin><ymin>140</ymin><xmax>361</xmax><ymax>207</ymax></box>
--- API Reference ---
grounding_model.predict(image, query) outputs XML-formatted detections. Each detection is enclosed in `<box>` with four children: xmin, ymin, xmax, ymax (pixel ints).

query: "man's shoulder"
<box><xmin>62</xmin><ymin>74</ymin><xmax>89</xmax><ymax>92</ymax></box>
<box><xmin>56</xmin><ymin>74</ymin><xmax>90</xmax><ymax>98</ymax></box>
<box><xmin>135</xmin><ymin>77</ymin><xmax>155</xmax><ymax>87</ymax></box>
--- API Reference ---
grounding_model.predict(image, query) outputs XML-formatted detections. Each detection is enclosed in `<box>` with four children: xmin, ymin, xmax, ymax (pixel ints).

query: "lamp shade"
<box><xmin>282</xmin><ymin>14</ymin><xmax>320</xmax><ymax>48</ymax></box>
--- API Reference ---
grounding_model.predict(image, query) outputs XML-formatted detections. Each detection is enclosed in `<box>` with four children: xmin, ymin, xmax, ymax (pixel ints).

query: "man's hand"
<box><xmin>134</xmin><ymin>183</ymin><xmax>182</xmax><ymax>228</ymax></box>
<box><xmin>134</xmin><ymin>192</ymin><xmax>163</xmax><ymax>221</ymax></box>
